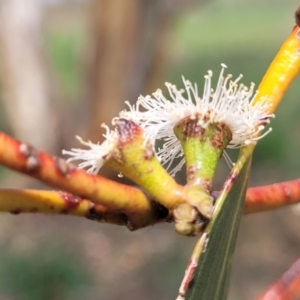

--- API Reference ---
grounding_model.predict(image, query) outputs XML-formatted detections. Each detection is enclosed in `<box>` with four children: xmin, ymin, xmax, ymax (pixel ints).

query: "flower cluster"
<box><xmin>120</xmin><ymin>64</ymin><xmax>274</xmax><ymax>175</ymax></box>
<box><xmin>63</xmin><ymin>65</ymin><xmax>274</xmax><ymax>176</ymax></box>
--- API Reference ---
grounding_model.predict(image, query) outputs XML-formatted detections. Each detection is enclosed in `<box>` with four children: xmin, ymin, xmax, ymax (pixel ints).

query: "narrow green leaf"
<box><xmin>183</xmin><ymin>156</ymin><xmax>252</xmax><ymax>300</ymax></box>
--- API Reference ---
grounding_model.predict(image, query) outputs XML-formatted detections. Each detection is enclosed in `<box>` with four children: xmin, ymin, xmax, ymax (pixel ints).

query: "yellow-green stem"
<box><xmin>108</xmin><ymin>119</ymin><xmax>184</xmax><ymax>209</ymax></box>
<box><xmin>0</xmin><ymin>189</ymin><xmax>129</xmax><ymax>227</ymax></box>
<box><xmin>173</xmin><ymin>117</ymin><xmax>232</xmax><ymax>226</ymax></box>
<box><xmin>174</xmin><ymin>118</ymin><xmax>232</xmax><ymax>191</ymax></box>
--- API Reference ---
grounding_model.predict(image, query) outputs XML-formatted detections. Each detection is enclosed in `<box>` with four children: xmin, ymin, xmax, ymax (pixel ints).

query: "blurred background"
<box><xmin>0</xmin><ymin>0</ymin><xmax>300</xmax><ymax>299</ymax></box>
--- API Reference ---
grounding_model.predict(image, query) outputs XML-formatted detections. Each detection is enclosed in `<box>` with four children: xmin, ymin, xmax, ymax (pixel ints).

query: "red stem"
<box><xmin>245</xmin><ymin>179</ymin><xmax>300</xmax><ymax>214</ymax></box>
<box><xmin>256</xmin><ymin>256</ymin><xmax>300</xmax><ymax>300</ymax></box>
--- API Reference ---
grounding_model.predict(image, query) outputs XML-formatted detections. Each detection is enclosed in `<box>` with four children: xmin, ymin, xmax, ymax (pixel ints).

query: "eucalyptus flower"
<box><xmin>62</xmin><ymin>125</ymin><xmax>118</xmax><ymax>174</ymax></box>
<box><xmin>121</xmin><ymin>64</ymin><xmax>274</xmax><ymax>176</ymax></box>
<box><xmin>63</xmin><ymin>119</ymin><xmax>184</xmax><ymax>212</ymax></box>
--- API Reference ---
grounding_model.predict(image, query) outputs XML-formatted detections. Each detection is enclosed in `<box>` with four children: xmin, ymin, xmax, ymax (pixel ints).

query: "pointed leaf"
<box><xmin>182</xmin><ymin>156</ymin><xmax>252</xmax><ymax>300</ymax></box>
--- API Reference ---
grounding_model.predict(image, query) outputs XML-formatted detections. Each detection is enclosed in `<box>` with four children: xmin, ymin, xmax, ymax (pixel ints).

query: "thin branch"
<box><xmin>256</xmin><ymin>256</ymin><xmax>300</xmax><ymax>300</ymax></box>
<box><xmin>0</xmin><ymin>131</ymin><xmax>170</xmax><ymax>229</ymax></box>
<box><xmin>3</xmin><ymin>180</ymin><xmax>299</xmax><ymax>225</ymax></box>
<box><xmin>1</xmin><ymin>179</ymin><xmax>300</xmax><ymax>221</ymax></box>
<box><xmin>0</xmin><ymin>189</ymin><xmax>130</xmax><ymax>227</ymax></box>
<box><xmin>2</xmin><ymin>129</ymin><xmax>300</xmax><ymax>229</ymax></box>
<box><xmin>244</xmin><ymin>179</ymin><xmax>300</xmax><ymax>214</ymax></box>
<box><xmin>252</xmin><ymin>24</ymin><xmax>300</xmax><ymax>113</ymax></box>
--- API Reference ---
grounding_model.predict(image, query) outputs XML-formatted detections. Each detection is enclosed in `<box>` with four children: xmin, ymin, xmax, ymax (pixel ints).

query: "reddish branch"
<box><xmin>0</xmin><ymin>189</ymin><xmax>129</xmax><ymax>227</ymax></box>
<box><xmin>244</xmin><ymin>180</ymin><xmax>300</xmax><ymax>214</ymax></box>
<box><xmin>0</xmin><ymin>131</ymin><xmax>169</xmax><ymax>229</ymax></box>
<box><xmin>1</xmin><ymin>129</ymin><xmax>300</xmax><ymax>229</ymax></box>
<box><xmin>256</xmin><ymin>257</ymin><xmax>300</xmax><ymax>300</ymax></box>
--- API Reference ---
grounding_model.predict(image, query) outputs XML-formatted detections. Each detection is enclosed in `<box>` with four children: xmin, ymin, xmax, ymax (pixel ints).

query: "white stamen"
<box><xmin>62</xmin><ymin>127</ymin><xmax>118</xmax><ymax>174</ymax></box>
<box><xmin>222</xmin><ymin>151</ymin><xmax>234</xmax><ymax>168</ymax></box>
<box><xmin>120</xmin><ymin>65</ymin><xmax>274</xmax><ymax>176</ymax></box>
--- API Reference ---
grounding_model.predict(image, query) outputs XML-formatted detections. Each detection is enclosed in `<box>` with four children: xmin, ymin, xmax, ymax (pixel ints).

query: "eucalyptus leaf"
<box><xmin>184</xmin><ymin>157</ymin><xmax>252</xmax><ymax>300</ymax></box>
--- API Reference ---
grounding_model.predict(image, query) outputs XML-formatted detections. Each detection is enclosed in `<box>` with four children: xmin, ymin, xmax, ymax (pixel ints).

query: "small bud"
<box><xmin>183</xmin><ymin>185</ymin><xmax>214</xmax><ymax>219</ymax></box>
<box><xmin>173</xmin><ymin>203</ymin><xmax>198</xmax><ymax>236</ymax></box>
<box><xmin>173</xmin><ymin>202</ymin><xmax>198</xmax><ymax>223</ymax></box>
<box><xmin>173</xmin><ymin>203</ymin><xmax>206</xmax><ymax>236</ymax></box>
<box><xmin>175</xmin><ymin>222</ymin><xmax>196</xmax><ymax>237</ymax></box>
